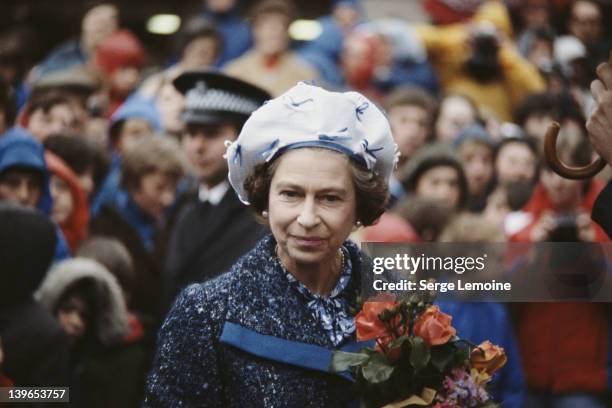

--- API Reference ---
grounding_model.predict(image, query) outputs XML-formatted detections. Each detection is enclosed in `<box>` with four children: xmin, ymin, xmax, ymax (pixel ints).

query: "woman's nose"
<box><xmin>16</xmin><ymin>182</ymin><xmax>31</xmax><ymax>204</ymax></box>
<box><xmin>68</xmin><ymin>312</ymin><xmax>85</xmax><ymax>332</ymax></box>
<box><xmin>160</xmin><ymin>190</ymin><xmax>176</xmax><ymax>208</ymax></box>
<box><xmin>297</xmin><ymin>197</ymin><xmax>320</xmax><ymax>228</ymax></box>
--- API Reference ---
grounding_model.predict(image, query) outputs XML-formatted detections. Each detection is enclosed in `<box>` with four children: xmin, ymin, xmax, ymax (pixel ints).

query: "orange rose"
<box><xmin>413</xmin><ymin>305</ymin><xmax>456</xmax><ymax>346</ymax></box>
<box><xmin>355</xmin><ymin>298</ymin><xmax>399</xmax><ymax>342</ymax></box>
<box><xmin>470</xmin><ymin>341</ymin><xmax>507</xmax><ymax>375</ymax></box>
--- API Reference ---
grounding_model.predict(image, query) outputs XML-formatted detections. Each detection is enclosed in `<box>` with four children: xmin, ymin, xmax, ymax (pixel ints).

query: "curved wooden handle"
<box><xmin>544</xmin><ymin>122</ymin><xmax>606</xmax><ymax>180</ymax></box>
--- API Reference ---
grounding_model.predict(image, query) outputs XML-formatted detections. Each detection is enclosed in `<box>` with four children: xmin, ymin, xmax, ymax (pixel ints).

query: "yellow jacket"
<box><xmin>416</xmin><ymin>1</ymin><xmax>545</xmax><ymax>121</ymax></box>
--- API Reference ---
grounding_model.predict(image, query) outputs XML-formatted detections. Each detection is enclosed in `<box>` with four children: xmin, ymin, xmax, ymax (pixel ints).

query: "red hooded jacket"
<box><xmin>45</xmin><ymin>152</ymin><xmax>89</xmax><ymax>252</ymax></box>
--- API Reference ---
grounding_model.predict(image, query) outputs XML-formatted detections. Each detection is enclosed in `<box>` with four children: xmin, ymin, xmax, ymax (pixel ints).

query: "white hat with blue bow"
<box><xmin>225</xmin><ymin>82</ymin><xmax>399</xmax><ymax>204</ymax></box>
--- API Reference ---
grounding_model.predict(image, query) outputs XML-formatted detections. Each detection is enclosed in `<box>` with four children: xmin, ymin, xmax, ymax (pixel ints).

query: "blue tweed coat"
<box><xmin>144</xmin><ymin>234</ymin><xmax>369</xmax><ymax>407</ymax></box>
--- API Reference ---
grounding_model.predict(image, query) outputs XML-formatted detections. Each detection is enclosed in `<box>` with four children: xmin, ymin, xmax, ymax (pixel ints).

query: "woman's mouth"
<box><xmin>291</xmin><ymin>235</ymin><xmax>326</xmax><ymax>247</ymax></box>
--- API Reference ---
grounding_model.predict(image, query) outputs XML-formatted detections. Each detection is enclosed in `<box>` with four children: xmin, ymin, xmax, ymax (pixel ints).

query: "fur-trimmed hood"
<box><xmin>35</xmin><ymin>257</ymin><xmax>130</xmax><ymax>346</ymax></box>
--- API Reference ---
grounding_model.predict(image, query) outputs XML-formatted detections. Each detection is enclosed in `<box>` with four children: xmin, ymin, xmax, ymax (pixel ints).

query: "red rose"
<box><xmin>355</xmin><ymin>298</ymin><xmax>399</xmax><ymax>342</ymax></box>
<box><xmin>413</xmin><ymin>306</ymin><xmax>456</xmax><ymax>346</ymax></box>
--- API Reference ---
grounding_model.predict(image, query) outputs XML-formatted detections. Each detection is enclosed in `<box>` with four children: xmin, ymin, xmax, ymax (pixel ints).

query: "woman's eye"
<box><xmin>280</xmin><ymin>190</ymin><xmax>298</xmax><ymax>198</ymax></box>
<box><xmin>322</xmin><ymin>195</ymin><xmax>340</xmax><ymax>203</ymax></box>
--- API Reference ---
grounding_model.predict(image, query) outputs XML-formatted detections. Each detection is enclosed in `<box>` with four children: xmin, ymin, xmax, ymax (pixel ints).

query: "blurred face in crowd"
<box><xmin>28</xmin><ymin>103</ymin><xmax>77</xmax><ymax>142</ymax></box>
<box><xmin>435</xmin><ymin>96</ymin><xmax>477</xmax><ymax>143</ymax></box>
<box><xmin>342</xmin><ymin>34</ymin><xmax>378</xmax><ymax>86</ymax></box>
<box><xmin>57</xmin><ymin>293</ymin><xmax>89</xmax><ymax>344</ymax></box>
<box><xmin>182</xmin><ymin>123</ymin><xmax>237</xmax><ymax>187</ymax></box>
<box><xmin>495</xmin><ymin>141</ymin><xmax>537</xmax><ymax>185</ymax></box>
<box><xmin>204</xmin><ymin>0</ymin><xmax>235</xmax><ymax>13</ymax></box>
<box><xmin>130</xmin><ymin>170</ymin><xmax>179</xmax><ymax>218</ymax></box>
<box><xmin>50</xmin><ymin>174</ymin><xmax>74</xmax><ymax>225</ymax></box>
<box><xmin>0</xmin><ymin>110</ymin><xmax>7</xmax><ymax>135</ymax></box>
<box><xmin>389</xmin><ymin>104</ymin><xmax>429</xmax><ymax>166</ymax></box>
<box><xmin>524</xmin><ymin>112</ymin><xmax>554</xmax><ymax>141</ymax></box>
<box><xmin>521</xmin><ymin>0</ymin><xmax>550</xmax><ymax>29</ymax></box>
<box><xmin>77</xmin><ymin>168</ymin><xmax>95</xmax><ymax>200</ymax></box>
<box><xmin>483</xmin><ymin>187</ymin><xmax>510</xmax><ymax>228</ymax></box>
<box><xmin>0</xmin><ymin>168</ymin><xmax>43</xmax><ymax>208</ymax></box>
<box><xmin>569</xmin><ymin>0</ymin><xmax>602</xmax><ymax>45</ymax></box>
<box><xmin>527</xmin><ymin>38</ymin><xmax>553</xmax><ymax>70</ymax></box>
<box><xmin>415</xmin><ymin>165</ymin><xmax>461</xmax><ymax>209</ymax></box>
<box><xmin>268</xmin><ymin>148</ymin><xmax>357</xmax><ymax>268</ymax></box>
<box><xmin>116</xmin><ymin>118</ymin><xmax>153</xmax><ymax>154</ymax></box>
<box><xmin>182</xmin><ymin>36</ymin><xmax>219</xmax><ymax>69</ymax></box>
<box><xmin>459</xmin><ymin>140</ymin><xmax>493</xmax><ymax>197</ymax></box>
<box><xmin>111</xmin><ymin>66</ymin><xmax>141</xmax><ymax>98</ymax></box>
<box><xmin>253</xmin><ymin>12</ymin><xmax>290</xmax><ymax>57</ymax></box>
<box><xmin>81</xmin><ymin>4</ymin><xmax>118</xmax><ymax>51</ymax></box>
<box><xmin>541</xmin><ymin>166</ymin><xmax>583</xmax><ymax>212</ymax></box>
<box><xmin>157</xmin><ymin>83</ymin><xmax>185</xmax><ymax>136</ymax></box>
<box><xmin>333</xmin><ymin>3</ymin><xmax>360</xmax><ymax>32</ymax></box>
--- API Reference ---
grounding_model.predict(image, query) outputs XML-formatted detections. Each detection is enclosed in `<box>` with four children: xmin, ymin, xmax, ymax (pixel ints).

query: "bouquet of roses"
<box><xmin>331</xmin><ymin>294</ymin><xmax>506</xmax><ymax>408</ymax></box>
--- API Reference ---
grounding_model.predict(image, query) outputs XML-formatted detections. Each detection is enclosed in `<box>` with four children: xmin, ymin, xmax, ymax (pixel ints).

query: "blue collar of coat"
<box><xmin>220</xmin><ymin>321</ymin><xmax>373</xmax><ymax>381</ymax></box>
<box><xmin>222</xmin><ymin>234</ymin><xmax>367</xmax><ymax>345</ymax></box>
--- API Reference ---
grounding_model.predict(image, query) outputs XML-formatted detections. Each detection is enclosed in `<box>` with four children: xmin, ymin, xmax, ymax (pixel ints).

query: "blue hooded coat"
<box><xmin>0</xmin><ymin>127</ymin><xmax>71</xmax><ymax>261</ymax></box>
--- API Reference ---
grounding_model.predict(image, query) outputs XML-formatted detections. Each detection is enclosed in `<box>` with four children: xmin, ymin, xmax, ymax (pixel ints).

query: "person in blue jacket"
<box><xmin>32</xmin><ymin>3</ymin><xmax>119</xmax><ymax>78</ymax></box>
<box><xmin>0</xmin><ymin>127</ymin><xmax>70</xmax><ymax>261</ymax></box>
<box><xmin>144</xmin><ymin>83</ymin><xmax>399</xmax><ymax>406</ymax></box>
<box><xmin>298</xmin><ymin>0</ymin><xmax>364</xmax><ymax>87</ymax></box>
<box><xmin>90</xmin><ymin>94</ymin><xmax>162</xmax><ymax>217</ymax></box>
<box><xmin>203</xmin><ymin>0</ymin><xmax>252</xmax><ymax>67</ymax></box>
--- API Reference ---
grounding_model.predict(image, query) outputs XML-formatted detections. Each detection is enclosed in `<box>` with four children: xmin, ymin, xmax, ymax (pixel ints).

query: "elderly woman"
<box><xmin>144</xmin><ymin>83</ymin><xmax>398</xmax><ymax>406</ymax></box>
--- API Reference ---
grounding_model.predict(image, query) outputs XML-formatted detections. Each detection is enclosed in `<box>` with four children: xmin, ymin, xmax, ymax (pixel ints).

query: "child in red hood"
<box><xmin>94</xmin><ymin>29</ymin><xmax>145</xmax><ymax>116</ymax></box>
<box><xmin>45</xmin><ymin>151</ymin><xmax>89</xmax><ymax>252</ymax></box>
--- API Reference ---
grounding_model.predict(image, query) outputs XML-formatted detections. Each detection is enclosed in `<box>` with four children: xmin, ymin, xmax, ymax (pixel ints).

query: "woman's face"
<box><xmin>495</xmin><ymin>142</ymin><xmax>537</xmax><ymax>185</ymax></box>
<box><xmin>435</xmin><ymin>96</ymin><xmax>476</xmax><ymax>143</ymax></box>
<box><xmin>460</xmin><ymin>141</ymin><xmax>493</xmax><ymax>196</ymax></box>
<box><xmin>50</xmin><ymin>174</ymin><xmax>74</xmax><ymax>225</ymax></box>
<box><xmin>57</xmin><ymin>294</ymin><xmax>89</xmax><ymax>343</ymax></box>
<box><xmin>157</xmin><ymin>83</ymin><xmax>184</xmax><ymax>135</ymax></box>
<box><xmin>130</xmin><ymin>170</ymin><xmax>179</xmax><ymax>219</ymax></box>
<box><xmin>28</xmin><ymin>103</ymin><xmax>77</xmax><ymax>142</ymax></box>
<box><xmin>389</xmin><ymin>105</ymin><xmax>429</xmax><ymax>165</ymax></box>
<box><xmin>182</xmin><ymin>36</ymin><xmax>218</xmax><ymax>70</ymax></box>
<box><xmin>541</xmin><ymin>167</ymin><xmax>583</xmax><ymax>211</ymax></box>
<box><xmin>116</xmin><ymin>118</ymin><xmax>153</xmax><ymax>154</ymax></box>
<box><xmin>415</xmin><ymin>165</ymin><xmax>461</xmax><ymax>209</ymax></box>
<box><xmin>268</xmin><ymin>149</ymin><xmax>357</xmax><ymax>266</ymax></box>
<box><xmin>253</xmin><ymin>12</ymin><xmax>290</xmax><ymax>57</ymax></box>
<box><xmin>0</xmin><ymin>168</ymin><xmax>43</xmax><ymax>208</ymax></box>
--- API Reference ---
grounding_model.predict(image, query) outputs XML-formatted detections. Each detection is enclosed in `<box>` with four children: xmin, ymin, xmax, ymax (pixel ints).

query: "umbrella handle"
<box><xmin>543</xmin><ymin>122</ymin><xmax>606</xmax><ymax>180</ymax></box>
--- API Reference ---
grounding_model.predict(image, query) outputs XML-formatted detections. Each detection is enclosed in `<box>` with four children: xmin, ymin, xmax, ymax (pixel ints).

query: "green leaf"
<box><xmin>388</xmin><ymin>335</ymin><xmax>410</xmax><ymax>349</ymax></box>
<box><xmin>409</xmin><ymin>337</ymin><xmax>430</xmax><ymax>372</ymax></box>
<box><xmin>362</xmin><ymin>354</ymin><xmax>395</xmax><ymax>383</ymax></box>
<box><xmin>455</xmin><ymin>343</ymin><xmax>471</xmax><ymax>363</ymax></box>
<box><xmin>330</xmin><ymin>351</ymin><xmax>369</xmax><ymax>373</ymax></box>
<box><xmin>430</xmin><ymin>348</ymin><xmax>454</xmax><ymax>372</ymax></box>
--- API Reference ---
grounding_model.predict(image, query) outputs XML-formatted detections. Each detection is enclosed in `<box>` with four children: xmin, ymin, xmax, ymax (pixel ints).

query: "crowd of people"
<box><xmin>0</xmin><ymin>0</ymin><xmax>611</xmax><ymax>406</ymax></box>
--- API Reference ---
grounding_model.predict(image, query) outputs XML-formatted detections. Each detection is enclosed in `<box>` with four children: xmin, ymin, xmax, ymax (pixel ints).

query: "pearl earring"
<box><xmin>355</xmin><ymin>220</ymin><xmax>362</xmax><ymax>227</ymax></box>
<box><xmin>262</xmin><ymin>210</ymin><xmax>269</xmax><ymax>218</ymax></box>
